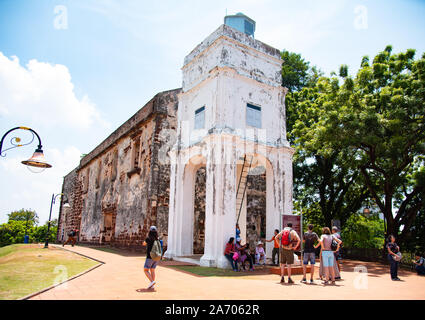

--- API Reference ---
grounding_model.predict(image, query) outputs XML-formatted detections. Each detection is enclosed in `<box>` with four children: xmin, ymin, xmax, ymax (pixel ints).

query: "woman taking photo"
<box><xmin>386</xmin><ymin>234</ymin><xmax>402</xmax><ymax>281</ymax></box>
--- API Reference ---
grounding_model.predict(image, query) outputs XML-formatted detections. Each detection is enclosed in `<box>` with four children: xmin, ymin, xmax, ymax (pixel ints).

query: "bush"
<box><xmin>0</xmin><ymin>220</ymin><xmax>57</xmax><ymax>247</ymax></box>
<box><xmin>341</xmin><ymin>213</ymin><xmax>385</xmax><ymax>249</ymax></box>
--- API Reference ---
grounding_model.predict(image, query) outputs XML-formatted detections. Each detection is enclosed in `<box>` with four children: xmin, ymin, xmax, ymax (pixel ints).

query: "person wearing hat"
<box><xmin>143</xmin><ymin>226</ymin><xmax>159</xmax><ymax>289</ymax></box>
<box><xmin>255</xmin><ymin>241</ymin><xmax>266</xmax><ymax>265</ymax></box>
<box><xmin>332</xmin><ymin>226</ymin><xmax>342</xmax><ymax>278</ymax></box>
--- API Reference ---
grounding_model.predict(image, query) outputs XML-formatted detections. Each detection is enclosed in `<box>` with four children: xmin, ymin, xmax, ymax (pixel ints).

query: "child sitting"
<box><xmin>235</xmin><ymin>237</ymin><xmax>254</xmax><ymax>271</ymax></box>
<box><xmin>255</xmin><ymin>241</ymin><xmax>266</xmax><ymax>265</ymax></box>
<box><xmin>412</xmin><ymin>252</ymin><xmax>425</xmax><ymax>275</ymax></box>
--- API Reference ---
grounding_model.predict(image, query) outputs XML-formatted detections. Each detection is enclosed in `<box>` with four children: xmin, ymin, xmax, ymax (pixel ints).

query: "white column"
<box><xmin>200</xmin><ymin>135</ymin><xmax>237</xmax><ymax>269</ymax></box>
<box><xmin>200</xmin><ymin>139</ymin><xmax>217</xmax><ymax>267</ymax></box>
<box><xmin>180</xmin><ymin>162</ymin><xmax>196</xmax><ymax>256</ymax></box>
<box><xmin>265</xmin><ymin>156</ymin><xmax>278</xmax><ymax>260</ymax></box>
<box><xmin>164</xmin><ymin>152</ymin><xmax>180</xmax><ymax>258</ymax></box>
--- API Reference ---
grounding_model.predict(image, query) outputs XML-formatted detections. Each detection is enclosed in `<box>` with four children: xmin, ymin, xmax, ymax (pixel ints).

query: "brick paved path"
<box><xmin>30</xmin><ymin>245</ymin><xmax>425</xmax><ymax>300</ymax></box>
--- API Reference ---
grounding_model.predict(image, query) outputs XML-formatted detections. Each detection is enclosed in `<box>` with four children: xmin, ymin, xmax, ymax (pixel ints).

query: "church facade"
<box><xmin>57</xmin><ymin>14</ymin><xmax>294</xmax><ymax>267</ymax></box>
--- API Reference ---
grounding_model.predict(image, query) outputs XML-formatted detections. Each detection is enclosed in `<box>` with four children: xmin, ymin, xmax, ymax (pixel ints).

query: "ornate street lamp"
<box><xmin>0</xmin><ymin>126</ymin><xmax>52</xmax><ymax>169</ymax></box>
<box><xmin>44</xmin><ymin>193</ymin><xmax>70</xmax><ymax>248</ymax></box>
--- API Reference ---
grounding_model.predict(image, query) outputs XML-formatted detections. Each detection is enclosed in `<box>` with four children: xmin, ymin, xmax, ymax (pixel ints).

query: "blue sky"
<box><xmin>1</xmin><ymin>0</ymin><xmax>425</xmax><ymax>224</ymax></box>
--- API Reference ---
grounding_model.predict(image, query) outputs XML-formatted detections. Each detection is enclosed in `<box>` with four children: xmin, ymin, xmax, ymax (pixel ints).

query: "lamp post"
<box><xmin>24</xmin><ymin>211</ymin><xmax>31</xmax><ymax>244</ymax></box>
<box><xmin>44</xmin><ymin>193</ymin><xmax>70</xmax><ymax>248</ymax></box>
<box><xmin>0</xmin><ymin>126</ymin><xmax>52</xmax><ymax>168</ymax></box>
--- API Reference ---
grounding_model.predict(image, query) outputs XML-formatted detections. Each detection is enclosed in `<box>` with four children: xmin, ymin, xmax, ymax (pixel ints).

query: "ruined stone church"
<box><xmin>57</xmin><ymin>13</ymin><xmax>294</xmax><ymax>267</ymax></box>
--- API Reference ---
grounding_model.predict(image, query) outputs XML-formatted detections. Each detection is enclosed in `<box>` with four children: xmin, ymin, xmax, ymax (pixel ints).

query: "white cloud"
<box><xmin>0</xmin><ymin>145</ymin><xmax>82</xmax><ymax>225</ymax></box>
<box><xmin>0</xmin><ymin>52</ymin><xmax>109</xmax><ymax>129</ymax></box>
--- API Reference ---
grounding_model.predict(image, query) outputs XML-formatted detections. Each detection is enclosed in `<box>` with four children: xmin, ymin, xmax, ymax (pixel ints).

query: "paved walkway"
<box><xmin>30</xmin><ymin>245</ymin><xmax>425</xmax><ymax>300</ymax></box>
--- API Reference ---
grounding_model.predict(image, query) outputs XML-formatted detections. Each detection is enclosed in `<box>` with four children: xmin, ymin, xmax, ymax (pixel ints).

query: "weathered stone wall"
<box><xmin>59</xmin><ymin>89</ymin><xmax>181</xmax><ymax>249</ymax></box>
<box><xmin>146</xmin><ymin>91</ymin><xmax>179</xmax><ymax>247</ymax></box>
<box><xmin>57</xmin><ymin>168</ymin><xmax>82</xmax><ymax>243</ymax></box>
<box><xmin>246</xmin><ymin>173</ymin><xmax>266</xmax><ymax>250</ymax></box>
<box><xmin>193</xmin><ymin>167</ymin><xmax>206</xmax><ymax>254</ymax></box>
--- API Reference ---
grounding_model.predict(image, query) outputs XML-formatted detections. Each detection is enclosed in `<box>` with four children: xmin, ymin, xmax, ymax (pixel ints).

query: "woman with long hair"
<box><xmin>143</xmin><ymin>226</ymin><xmax>159</xmax><ymax>289</ymax></box>
<box><xmin>318</xmin><ymin>227</ymin><xmax>341</xmax><ymax>285</ymax></box>
<box><xmin>224</xmin><ymin>237</ymin><xmax>238</xmax><ymax>271</ymax></box>
<box><xmin>386</xmin><ymin>234</ymin><xmax>401</xmax><ymax>281</ymax></box>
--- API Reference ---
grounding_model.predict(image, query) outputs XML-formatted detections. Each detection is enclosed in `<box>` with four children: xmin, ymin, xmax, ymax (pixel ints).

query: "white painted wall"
<box><xmin>165</xmin><ymin>23</ymin><xmax>294</xmax><ymax>268</ymax></box>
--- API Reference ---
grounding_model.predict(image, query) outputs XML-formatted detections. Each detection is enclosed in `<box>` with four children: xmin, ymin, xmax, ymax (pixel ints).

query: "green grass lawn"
<box><xmin>0</xmin><ymin>244</ymin><xmax>99</xmax><ymax>300</ymax></box>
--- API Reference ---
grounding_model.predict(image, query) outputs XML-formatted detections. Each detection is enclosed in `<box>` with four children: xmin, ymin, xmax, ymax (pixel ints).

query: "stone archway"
<box><xmin>237</xmin><ymin>153</ymin><xmax>275</xmax><ymax>260</ymax></box>
<box><xmin>178</xmin><ymin>154</ymin><xmax>207</xmax><ymax>256</ymax></box>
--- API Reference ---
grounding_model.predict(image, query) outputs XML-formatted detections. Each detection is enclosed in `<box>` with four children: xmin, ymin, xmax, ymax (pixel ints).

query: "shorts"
<box><xmin>303</xmin><ymin>252</ymin><xmax>316</xmax><ymax>265</ymax></box>
<box><xmin>280</xmin><ymin>248</ymin><xmax>294</xmax><ymax>265</ymax></box>
<box><xmin>144</xmin><ymin>258</ymin><xmax>158</xmax><ymax>269</ymax></box>
<box><xmin>322</xmin><ymin>250</ymin><xmax>335</xmax><ymax>267</ymax></box>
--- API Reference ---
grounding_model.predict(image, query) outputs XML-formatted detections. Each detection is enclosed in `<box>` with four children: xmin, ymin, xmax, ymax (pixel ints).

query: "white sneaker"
<box><xmin>147</xmin><ymin>281</ymin><xmax>156</xmax><ymax>289</ymax></box>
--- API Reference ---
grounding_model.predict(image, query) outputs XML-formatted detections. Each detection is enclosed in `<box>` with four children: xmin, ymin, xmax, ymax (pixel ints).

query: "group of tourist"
<box><xmin>138</xmin><ymin>222</ymin><xmax>425</xmax><ymax>289</ymax></box>
<box><xmin>226</xmin><ymin>223</ymin><xmax>344</xmax><ymax>285</ymax></box>
<box><xmin>224</xmin><ymin>236</ymin><xmax>268</xmax><ymax>272</ymax></box>
<box><xmin>60</xmin><ymin>222</ymin><xmax>425</xmax><ymax>290</ymax></box>
<box><xmin>229</xmin><ymin>225</ymin><xmax>425</xmax><ymax>285</ymax></box>
<box><xmin>275</xmin><ymin>223</ymin><xmax>342</xmax><ymax>285</ymax></box>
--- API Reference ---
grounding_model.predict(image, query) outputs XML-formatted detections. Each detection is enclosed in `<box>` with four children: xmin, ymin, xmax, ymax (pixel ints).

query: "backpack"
<box><xmin>331</xmin><ymin>234</ymin><xmax>342</xmax><ymax>251</ymax></box>
<box><xmin>150</xmin><ymin>240</ymin><xmax>162</xmax><ymax>261</ymax></box>
<box><xmin>281</xmin><ymin>228</ymin><xmax>292</xmax><ymax>246</ymax></box>
<box><xmin>331</xmin><ymin>239</ymin><xmax>338</xmax><ymax>251</ymax></box>
<box><xmin>68</xmin><ymin>230</ymin><xmax>75</xmax><ymax>237</ymax></box>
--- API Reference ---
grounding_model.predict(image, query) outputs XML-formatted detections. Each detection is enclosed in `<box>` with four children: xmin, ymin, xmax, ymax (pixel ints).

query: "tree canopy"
<box><xmin>7</xmin><ymin>209</ymin><xmax>39</xmax><ymax>225</ymax></box>
<box><xmin>287</xmin><ymin>46</ymin><xmax>425</xmax><ymax>247</ymax></box>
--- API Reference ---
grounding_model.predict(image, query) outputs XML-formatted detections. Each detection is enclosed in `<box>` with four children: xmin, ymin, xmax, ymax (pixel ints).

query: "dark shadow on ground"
<box><xmin>341</xmin><ymin>259</ymin><xmax>416</xmax><ymax>277</ymax></box>
<box><xmin>136</xmin><ymin>288</ymin><xmax>156</xmax><ymax>293</ymax></box>
<box><xmin>164</xmin><ymin>265</ymin><xmax>273</xmax><ymax>278</ymax></box>
<box><xmin>77</xmin><ymin>244</ymin><xmax>145</xmax><ymax>257</ymax></box>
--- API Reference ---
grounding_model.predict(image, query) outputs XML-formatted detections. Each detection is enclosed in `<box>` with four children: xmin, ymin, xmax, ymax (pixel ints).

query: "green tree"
<box><xmin>32</xmin><ymin>219</ymin><xmax>58</xmax><ymax>243</ymax></box>
<box><xmin>285</xmin><ymin>52</ymin><xmax>367</xmax><ymax>228</ymax></box>
<box><xmin>303</xmin><ymin>46</ymin><xmax>425</xmax><ymax>242</ymax></box>
<box><xmin>341</xmin><ymin>213</ymin><xmax>385</xmax><ymax>248</ymax></box>
<box><xmin>0</xmin><ymin>221</ymin><xmax>36</xmax><ymax>246</ymax></box>
<box><xmin>281</xmin><ymin>50</ymin><xmax>317</xmax><ymax>92</ymax></box>
<box><xmin>7</xmin><ymin>209</ymin><xmax>39</xmax><ymax>225</ymax></box>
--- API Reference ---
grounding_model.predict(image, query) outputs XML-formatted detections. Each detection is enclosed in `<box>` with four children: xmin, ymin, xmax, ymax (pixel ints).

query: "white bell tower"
<box><xmin>165</xmin><ymin>14</ymin><xmax>294</xmax><ymax>268</ymax></box>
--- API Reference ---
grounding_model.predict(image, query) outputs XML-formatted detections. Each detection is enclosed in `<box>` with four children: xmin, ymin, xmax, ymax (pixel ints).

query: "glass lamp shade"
<box><xmin>21</xmin><ymin>149</ymin><xmax>52</xmax><ymax>168</ymax></box>
<box><xmin>63</xmin><ymin>200</ymin><xmax>71</xmax><ymax>208</ymax></box>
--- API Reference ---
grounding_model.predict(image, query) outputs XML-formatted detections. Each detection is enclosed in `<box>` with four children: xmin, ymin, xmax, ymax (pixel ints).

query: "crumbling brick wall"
<box><xmin>58</xmin><ymin>89</ymin><xmax>181</xmax><ymax>249</ymax></box>
<box><xmin>246</xmin><ymin>173</ymin><xmax>266</xmax><ymax>250</ymax></box>
<box><xmin>56</xmin><ymin>168</ymin><xmax>83</xmax><ymax>243</ymax></box>
<box><xmin>193</xmin><ymin>167</ymin><xmax>206</xmax><ymax>254</ymax></box>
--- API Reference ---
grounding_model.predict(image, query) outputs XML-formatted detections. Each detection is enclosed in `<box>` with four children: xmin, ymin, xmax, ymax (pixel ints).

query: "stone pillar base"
<box><xmin>200</xmin><ymin>255</ymin><xmax>217</xmax><ymax>267</ymax></box>
<box><xmin>163</xmin><ymin>250</ymin><xmax>175</xmax><ymax>259</ymax></box>
<box><xmin>217</xmin><ymin>255</ymin><xmax>232</xmax><ymax>269</ymax></box>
